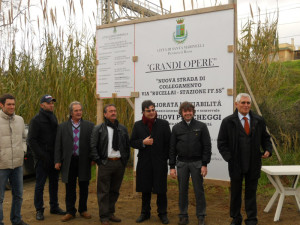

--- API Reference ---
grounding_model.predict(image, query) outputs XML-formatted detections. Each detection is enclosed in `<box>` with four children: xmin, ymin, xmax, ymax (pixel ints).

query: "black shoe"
<box><xmin>136</xmin><ymin>214</ymin><xmax>150</xmax><ymax>223</ymax></box>
<box><xmin>230</xmin><ymin>219</ymin><xmax>242</xmax><ymax>225</ymax></box>
<box><xmin>245</xmin><ymin>221</ymin><xmax>258</xmax><ymax>225</ymax></box>
<box><xmin>13</xmin><ymin>220</ymin><xmax>29</xmax><ymax>225</ymax></box>
<box><xmin>178</xmin><ymin>217</ymin><xmax>189</xmax><ymax>225</ymax></box>
<box><xmin>159</xmin><ymin>215</ymin><xmax>169</xmax><ymax>224</ymax></box>
<box><xmin>36</xmin><ymin>211</ymin><xmax>44</xmax><ymax>220</ymax></box>
<box><xmin>50</xmin><ymin>207</ymin><xmax>66</xmax><ymax>215</ymax></box>
<box><xmin>198</xmin><ymin>217</ymin><xmax>205</xmax><ymax>225</ymax></box>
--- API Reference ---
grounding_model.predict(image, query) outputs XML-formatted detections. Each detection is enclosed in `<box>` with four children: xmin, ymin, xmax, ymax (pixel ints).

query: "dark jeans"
<box><xmin>141</xmin><ymin>192</ymin><xmax>167</xmax><ymax>216</ymax></box>
<box><xmin>230</xmin><ymin>173</ymin><xmax>258</xmax><ymax>225</ymax></box>
<box><xmin>34</xmin><ymin>160</ymin><xmax>59</xmax><ymax>212</ymax></box>
<box><xmin>97</xmin><ymin>160</ymin><xmax>125</xmax><ymax>222</ymax></box>
<box><xmin>177</xmin><ymin>160</ymin><xmax>206</xmax><ymax>219</ymax></box>
<box><xmin>0</xmin><ymin>166</ymin><xmax>23</xmax><ymax>225</ymax></box>
<box><xmin>65</xmin><ymin>156</ymin><xmax>89</xmax><ymax>216</ymax></box>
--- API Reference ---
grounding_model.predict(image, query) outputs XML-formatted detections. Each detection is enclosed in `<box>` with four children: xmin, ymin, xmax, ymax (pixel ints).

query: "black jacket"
<box><xmin>130</xmin><ymin>118</ymin><xmax>171</xmax><ymax>193</ymax></box>
<box><xmin>217</xmin><ymin>109</ymin><xmax>273</xmax><ymax>179</ymax></box>
<box><xmin>54</xmin><ymin>118</ymin><xmax>94</xmax><ymax>183</ymax></box>
<box><xmin>27</xmin><ymin>109</ymin><xmax>58</xmax><ymax>167</ymax></box>
<box><xmin>90</xmin><ymin>122</ymin><xmax>130</xmax><ymax>166</ymax></box>
<box><xmin>169</xmin><ymin>118</ymin><xmax>212</xmax><ymax>169</ymax></box>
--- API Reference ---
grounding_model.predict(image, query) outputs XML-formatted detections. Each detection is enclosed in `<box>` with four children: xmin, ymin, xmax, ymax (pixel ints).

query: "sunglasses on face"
<box><xmin>145</xmin><ymin>109</ymin><xmax>155</xmax><ymax>113</ymax></box>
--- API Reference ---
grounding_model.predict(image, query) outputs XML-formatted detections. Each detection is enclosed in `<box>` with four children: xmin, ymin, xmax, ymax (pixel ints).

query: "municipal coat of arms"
<box><xmin>173</xmin><ymin>18</ymin><xmax>188</xmax><ymax>44</ymax></box>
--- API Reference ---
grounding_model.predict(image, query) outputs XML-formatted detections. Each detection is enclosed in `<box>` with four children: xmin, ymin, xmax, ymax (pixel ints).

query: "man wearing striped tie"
<box><xmin>54</xmin><ymin>101</ymin><xmax>94</xmax><ymax>222</ymax></box>
<box><xmin>217</xmin><ymin>93</ymin><xmax>272</xmax><ymax>225</ymax></box>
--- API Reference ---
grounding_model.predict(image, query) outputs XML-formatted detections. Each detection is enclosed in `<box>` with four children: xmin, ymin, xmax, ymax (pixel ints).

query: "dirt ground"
<box><xmin>3</xmin><ymin>168</ymin><xmax>300</xmax><ymax>225</ymax></box>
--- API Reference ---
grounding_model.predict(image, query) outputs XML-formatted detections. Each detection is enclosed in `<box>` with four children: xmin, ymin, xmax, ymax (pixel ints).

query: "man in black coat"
<box><xmin>90</xmin><ymin>104</ymin><xmax>130</xmax><ymax>225</ymax></box>
<box><xmin>169</xmin><ymin>101</ymin><xmax>211</xmax><ymax>225</ymax></box>
<box><xmin>130</xmin><ymin>100</ymin><xmax>171</xmax><ymax>224</ymax></box>
<box><xmin>217</xmin><ymin>93</ymin><xmax>272</xmax><ymax>225</ymax></box>
<box><xmin>27</xmin><ymin>95</ymin><xmax>66</xmax><ymax>220</ymax></box>
<box><xmin>54</xmin><ymin>101</ymin><xmax>94</xmax><ymax>222</ymax></box>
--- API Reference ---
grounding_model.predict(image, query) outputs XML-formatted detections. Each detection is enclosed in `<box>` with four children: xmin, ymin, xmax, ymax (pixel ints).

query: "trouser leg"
<box><xmin>65</xmin><ymin>179</ymin><xmax>77</xmax><ymax>215</ymax></box>
<box><xmin>9</xmin><ymin>167</ymin><xmax>23</xmax><ymax>224</ymax></box>
<box><xmin>177</xmin><ymin>161</ymin><xmax>190</xmax><ymax>218</ymax></box>
<box><xmin>108</xmin><ymin>160</ymin><xmax>125</xmax><ymax>216</ymax></box>
<box><xmin>34</xmin><ymin>161</ymin><xmax>48</xmax><ymax>212</ymax></box>
<box><xmin>0</xmin><ymin>169</ymin><xmax>10</xmax><ymax>225</ymax></box>
<box><xmin>65</xmin><ymin>156</ymin><xmax>78</xmax><ymax>215</ymax></box>
<box><xmin>157</xmin><ymin>193</ymin><xmax>167</xmax><ymax>216</ymax></box>
<box><xmin>141</xmin><ymin>192</ymin><xmax>151</xmax><ymax>215</ymax></box>
<box><xmin>48</xmin><ymin>166</ymin><xmax>59</xmax><ymax>210</ymax></box>
<box><xmin>244</xmin><ymin>175</ymin><xmax>258</xmax><ymax>224</ymax></box>
<box><xmin>97</xmin><ymin>162</ymin><xmax>112</xmax><ymax>221</ymax></box>
<box><xmin>189</xmin><ymin>161</ymin><xmax>206</xmax><ymax>218</ymax></box>
<box><xmin>230</xmin><ymin>176</ymin><xmax>243</xmax><ymax>221</ymax></box>
<box><xmin>78</xmin><ymin>181</ymin><xmax>89</xmax><ymax>214</ymax></box>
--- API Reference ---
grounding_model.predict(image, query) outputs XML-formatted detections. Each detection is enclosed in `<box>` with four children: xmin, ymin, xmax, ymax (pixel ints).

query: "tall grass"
<box><xmin>236</xmin><ymin>7</ymin><xmax>300</xmax><ymax>170</ymax></box>
<box><xmin>1</xmin><ymin>1</ymin><xmax>300</xmax><ymax>167</ymax></box>
<box><xmin>0</xmin><ymin>34</ymin><xmax>97</xmax><ymax>124</ymax></box>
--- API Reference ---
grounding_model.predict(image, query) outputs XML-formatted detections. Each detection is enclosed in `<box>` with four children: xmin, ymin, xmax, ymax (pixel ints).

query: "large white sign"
<box><xmin>97</xmin><ymin>6</ymin><xmax>235</xmax><ymax>181</ymax></box>
<box><xmin>96</xmin><ymin>26</ymin><xmax>134</xmax><ymax>98</ymax></box>
<box><xmin>133</xmin><ymin>9</ymin><xmax>234</xmax><ymax>181</ymax></box>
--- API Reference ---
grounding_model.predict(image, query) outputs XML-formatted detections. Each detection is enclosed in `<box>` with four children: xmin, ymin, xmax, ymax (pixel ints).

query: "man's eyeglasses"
<box><xmin>145</xmin><ymin>109</ymin><xmax>155</xmax><ymax>113</ymax></box>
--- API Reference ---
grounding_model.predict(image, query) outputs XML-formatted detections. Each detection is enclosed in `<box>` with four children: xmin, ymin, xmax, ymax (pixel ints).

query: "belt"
<box><xmin>108</xmin><ymin>157</ymin><xmax>121</xmax><ymax>161</ymax></box>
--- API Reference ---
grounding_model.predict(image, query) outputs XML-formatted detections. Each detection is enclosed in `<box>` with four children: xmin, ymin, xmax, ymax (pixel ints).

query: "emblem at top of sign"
<box><xmin>173</xmin><ymin>18</ymin><xmax>188</xmax><ymax>44</ymax></box>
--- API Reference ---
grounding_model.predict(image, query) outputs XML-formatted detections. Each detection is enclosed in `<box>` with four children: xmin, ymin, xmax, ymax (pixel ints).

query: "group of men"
<box><xmin>0</xmin><ymin>92</ymin><xmax>272</xmax><ymax>225</ymax></box>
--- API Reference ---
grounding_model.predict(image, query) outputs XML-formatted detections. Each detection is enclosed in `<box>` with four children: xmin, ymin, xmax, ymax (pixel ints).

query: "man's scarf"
<box><xmin>142</xmin><ymin>113</ymin><xmax>157</xmax><ymax>133</ymax></box>
<box><xmin>105</xmin><ymin>118</ymin><xmax>119</xmax><ymax>151</ymax></box>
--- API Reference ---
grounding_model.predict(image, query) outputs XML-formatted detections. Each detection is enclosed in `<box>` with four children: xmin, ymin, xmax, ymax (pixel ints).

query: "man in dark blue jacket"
<box><xmin>27</xmin><ymin>95</ymin><xmax>65</xmax><ymax>221</ymax></box>
<box><xmin>169</xmin><ymin>101</ymin><xmax>211</xmax><ymax>225</ymax></box>
<box><xmin>217</xmin><ymin>93</ymin><xmax>272</xmax><ymax>225</ymax></box>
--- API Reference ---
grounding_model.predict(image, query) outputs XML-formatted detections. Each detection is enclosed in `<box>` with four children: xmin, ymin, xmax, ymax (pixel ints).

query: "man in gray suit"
<box><xmin>54</xmin><ymin>101</ymin><xmax>94</xmax><ymax>222</ymax></box>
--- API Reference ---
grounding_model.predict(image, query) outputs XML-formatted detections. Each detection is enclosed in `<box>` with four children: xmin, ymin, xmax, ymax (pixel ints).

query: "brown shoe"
<box><xmin>80</xmin><ymin>211</ymin><xmax>92</xmax><ymax>219</ymax></box>
<box><xmin>101</xmin><ymin>221</ymin><xmax>110</xmax><ymax>225</ymax></box>
<box><xmin>61</xmin><ymin>213</ymin><xmax>75</xmax><ymax>222</ymax></box>
<box><xmin>109</xmin><ymin>214</ymin><xmax>121</xmax><ymax>222</ymax></box>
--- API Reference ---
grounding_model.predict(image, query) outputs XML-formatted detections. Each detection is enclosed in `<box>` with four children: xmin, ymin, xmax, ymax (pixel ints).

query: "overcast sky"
<box><xmin>29</xmin><ymin>0</ymin><xmax>300</xmax><ymax>49</ymax></box>
<box><xmin>150</xmin><ymin>0</ymin><xmax>300</xmax><ymax>49</ymax></box>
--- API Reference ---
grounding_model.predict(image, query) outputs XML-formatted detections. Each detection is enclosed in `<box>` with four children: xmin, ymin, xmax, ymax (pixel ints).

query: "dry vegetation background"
<box><xmin>1</xmin><ymin>0</ymin><xmax>300</xmax><ymax>170</ymax></box>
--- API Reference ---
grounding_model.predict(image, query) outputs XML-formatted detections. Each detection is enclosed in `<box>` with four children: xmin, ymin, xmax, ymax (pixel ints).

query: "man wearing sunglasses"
<box><xmin>130</xmin><ymin>100</ymin><xmax>171</xmax><ymax>224</ymax></box>
<box><xmin>217</xmin><ymin>93</ymin><xmax>272</xmax><ymax>225</ymax></box>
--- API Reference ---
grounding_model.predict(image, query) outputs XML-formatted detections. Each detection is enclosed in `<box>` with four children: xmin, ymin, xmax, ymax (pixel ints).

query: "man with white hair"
<box><xmin>55</xmin><ymin>101</ymin><xmax>94</xmax><ymax>222</ymax></box>
<box><xmin>217</xmin><ymin>93</ymin><xmax>272</xmax><ymax>225</ymax></box>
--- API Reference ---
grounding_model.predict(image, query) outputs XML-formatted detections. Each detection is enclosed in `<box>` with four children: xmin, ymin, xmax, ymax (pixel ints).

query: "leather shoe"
<box><xmin>13</xmin><ymin>220</ymin><xmax>29</xmax><ymax>225</ymax></box>
<box><xmin>198</xmin><ymin>217</ymin><xmax>205</xmax><ymax>225</ymax></box>
<box><xmin>80</xmin><ymin>211</ymin><xmax>92</xmax><ymax>219</ymax></box>
<box><xmin>136</xmin><ymin>214</ymin><xmax>150</xmax><ymax>223</ymax></box>
<box><xmin>230</xmin><ymin>219</ymin><xmax>242</xmax><ymax>225</ymax></box>
<box><xmin>50</xmin><ymin>207</ymin><xmax>66</xmax><ymax>215</ymax></box>
<box><xmin>101</xmin><ymin>221</ymin><xmax>110</xmax><ymax>225</ymax></box>
<box><xmin>36</xmin><ymin>210</ymin><xmax>44</xmax><ymax>220</ymax></box>
<box><xmin>159</xmin><ymin>215</ymin><xmax>169</xmax><ymax>224</ymax></box>
<box><xmin>109</xmin><ymin>214</ymin><xmax>121</xmax><ymax>222</ymax></box>
<box><xmin>178</xmin><ymin>217</ymin><xmax>189</xmax><ymax>225</ymax></box>
<box><xmin>61</xmin><ymin>213</ymin><xmax>75</xmax><ymax>222</ymax></box>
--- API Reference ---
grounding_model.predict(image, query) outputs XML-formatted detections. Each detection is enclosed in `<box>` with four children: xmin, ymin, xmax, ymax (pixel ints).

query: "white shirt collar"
<box><xmin>238</xmin><ymin>112</ymin><xmax>250</xmax><ymax>121</ymax></box>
